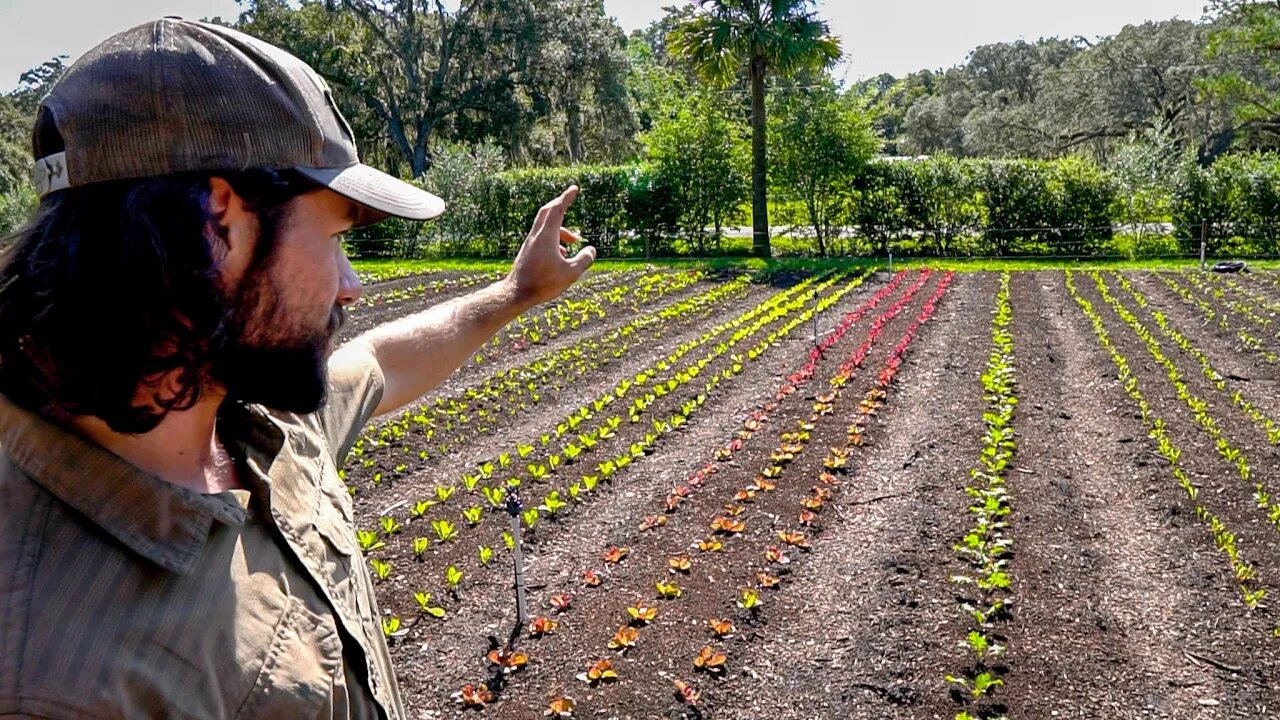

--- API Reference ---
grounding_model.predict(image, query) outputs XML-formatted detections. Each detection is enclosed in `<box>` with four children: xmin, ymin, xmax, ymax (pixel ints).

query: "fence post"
<box><xmin>1199</xmin><ymin>220</ymin><xmax>1207</xmax><ymax>271</ymax></box>
<box><xmin>888</xmin><ymin>250</ymin><xmax>893</xmax><ymax>274</ymax></box>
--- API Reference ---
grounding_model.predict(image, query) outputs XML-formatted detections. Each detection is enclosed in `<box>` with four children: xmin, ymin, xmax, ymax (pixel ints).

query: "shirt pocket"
<box><xmin>234</xmin><ymin>594</ymin><xmax>342</xmax><ymax>720</ymax></box>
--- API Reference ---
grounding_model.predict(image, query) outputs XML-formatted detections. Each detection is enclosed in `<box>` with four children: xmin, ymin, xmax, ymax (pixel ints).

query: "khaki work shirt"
<box><xmin>0</xmin><ymin>348</ymin><xmax>404</xmax><ymax>719</ymax></box>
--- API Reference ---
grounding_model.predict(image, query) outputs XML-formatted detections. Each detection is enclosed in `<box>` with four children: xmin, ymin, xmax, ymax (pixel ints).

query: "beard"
<box><xmin>208</xmin><ymin>221</ymin><xmax>346</xmax><ymax>414</ymax></box>
<box><xmin>212</xmin><ymin>302</ymin><xmax>345</xmax><ymax>414</ymax></box>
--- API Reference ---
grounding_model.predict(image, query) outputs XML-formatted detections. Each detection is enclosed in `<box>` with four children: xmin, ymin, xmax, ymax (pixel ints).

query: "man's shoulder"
<box><xmin>0</xmin><ymin>454</ymin><xmax>342</xmax><ymax>720</ymax></box>
<box><xmin>0</xmin><ymin>460</ymin><xmax>148</xmax><ymax>718</ymax></box>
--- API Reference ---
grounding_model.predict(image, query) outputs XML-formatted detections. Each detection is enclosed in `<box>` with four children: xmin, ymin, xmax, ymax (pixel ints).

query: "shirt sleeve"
<box><xmin>317</xmin><ymin>344</ymin><xmax>386</xmax><ymax>464</ymax></box>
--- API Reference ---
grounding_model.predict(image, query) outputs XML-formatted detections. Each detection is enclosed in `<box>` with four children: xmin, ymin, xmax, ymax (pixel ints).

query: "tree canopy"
<box><xmin>668</xmin><ymin>0</ymin><xmax>842</xmax><ymax>257</ymax></box>
<box><xmin>4</xmin><ymin>1</ymin><xmax>1280</xmax><ymax>245</ymax></box>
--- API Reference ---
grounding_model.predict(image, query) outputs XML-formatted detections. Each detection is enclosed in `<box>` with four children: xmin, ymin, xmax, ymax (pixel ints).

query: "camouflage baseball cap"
<box><xmin>30</xmin><ymin>17</ymin><xmax>444</xmax><ymax>225</ymax></box>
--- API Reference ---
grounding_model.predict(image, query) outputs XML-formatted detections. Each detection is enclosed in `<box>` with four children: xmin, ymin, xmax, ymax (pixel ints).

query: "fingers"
<box><xmin>530</xmin><ymin>203</ymin><xmax>552</xmax><ymax>240</ymax></box>
<box><xmin>535</xmin><ymin>185</ymin><xmax>578</xmax><ymax>238</ymax></box>
<box><xmin>527</xmin><ymin>185</ymin><xmax>579</xmax><ymax>251</ymax></box>
<box><xmin>559</xmin><ymin>227</ymin><xmax>581</xmax><ymax>245</ymax></box>
<box><xmin>566</xmin><ymin>245</ymin><xmax>597</xmax><ymax>274</ymax></box>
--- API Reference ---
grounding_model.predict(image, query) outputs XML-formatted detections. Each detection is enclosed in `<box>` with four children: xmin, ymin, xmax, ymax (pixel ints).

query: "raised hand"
<box><xmin>505</xmin><ymin>185</ymin><xmax>597</xmax><ymax>306</ymax></box>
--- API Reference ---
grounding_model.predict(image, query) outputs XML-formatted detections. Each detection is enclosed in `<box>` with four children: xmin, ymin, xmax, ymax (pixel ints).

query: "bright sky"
<box><xmin>0</xmin><ymin>0</ymin><xmax>1211</xmax><ymax>91</ymax></box>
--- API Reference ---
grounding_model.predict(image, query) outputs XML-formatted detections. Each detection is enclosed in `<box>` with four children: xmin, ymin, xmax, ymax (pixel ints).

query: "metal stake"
<box><xmin>504</xmin><ymin>493</ymin><xmax>529</xmax><ymax>628</ymax></box>
<box><xmin>1200</xmin><ymin>220</ymin><xmax>1207</xmax><ymax>271</ymax></box>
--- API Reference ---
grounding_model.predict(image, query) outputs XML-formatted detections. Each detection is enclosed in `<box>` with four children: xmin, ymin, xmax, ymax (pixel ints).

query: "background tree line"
<box><xmin>2</xmin><ymin>0</ymin><xmax>1279</xmax><ymax>258</ymax></box>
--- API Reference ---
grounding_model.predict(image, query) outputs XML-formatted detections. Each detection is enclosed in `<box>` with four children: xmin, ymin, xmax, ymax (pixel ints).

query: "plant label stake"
<box><xmin>504</xmin><ymin>493</ymin><xmax>529</xmax><ymax>628</ymax></box>
<box><xmin>1200</xmin><ymin>220</ymin><xmax>1207</xmax><ymax>271</ymax></box>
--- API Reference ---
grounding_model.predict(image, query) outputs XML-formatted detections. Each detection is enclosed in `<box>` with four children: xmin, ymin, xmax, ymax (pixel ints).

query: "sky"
<box><xmin>0</xmin><ymin>0</ymin><xmax>1212</xmax><ymax>91</ymax></box>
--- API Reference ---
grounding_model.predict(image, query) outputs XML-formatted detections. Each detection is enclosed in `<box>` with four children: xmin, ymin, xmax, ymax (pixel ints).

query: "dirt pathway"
<box><xmin>704</xmin><ymin>272</ymin><xmax>995</xmax><ymax>720</ymax></box>
<box><xmin>1001</xmin><ymin>271</ymin><xmax>1279</xmax><ymax>719</ymax></box>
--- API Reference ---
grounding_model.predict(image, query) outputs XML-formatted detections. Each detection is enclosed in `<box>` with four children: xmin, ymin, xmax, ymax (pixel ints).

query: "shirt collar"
<box><xmin>0</xmin><ymin>393</ymin><xmax>252</xmax><ymax>575</ymax></box>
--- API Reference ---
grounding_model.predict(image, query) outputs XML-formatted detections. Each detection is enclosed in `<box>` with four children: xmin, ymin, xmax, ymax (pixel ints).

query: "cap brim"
<box><xmin>296</xmin><ymin>163</ymin><xmax>445</xmax><ymax>226</ymax></box>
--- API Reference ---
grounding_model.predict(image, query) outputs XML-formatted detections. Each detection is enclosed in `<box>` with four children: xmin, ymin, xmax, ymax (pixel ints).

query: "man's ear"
<box><xmin>206</xmin><ymin>177</ymin><xmax>256</xmax><ymax>291</ymax></box>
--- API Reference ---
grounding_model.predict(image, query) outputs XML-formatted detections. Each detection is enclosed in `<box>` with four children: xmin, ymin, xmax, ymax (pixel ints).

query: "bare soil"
<box><xmin>339</xmin><ymin>269</ymin><xmax>1280</xmax><ymax>720</ymax></box>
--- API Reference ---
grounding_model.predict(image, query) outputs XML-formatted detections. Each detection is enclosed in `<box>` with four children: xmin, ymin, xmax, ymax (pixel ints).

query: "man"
<box><xmin>0</xmin><ymin>17</ymin><xmax>593</xmax><ymax>720</ymax></box>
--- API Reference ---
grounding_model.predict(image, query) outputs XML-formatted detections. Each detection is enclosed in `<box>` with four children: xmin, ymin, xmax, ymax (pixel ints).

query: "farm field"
<box><xmin>338</xmin><ymin>264</ymin><xmax>1280</xmax><ymax>719</ymax></box>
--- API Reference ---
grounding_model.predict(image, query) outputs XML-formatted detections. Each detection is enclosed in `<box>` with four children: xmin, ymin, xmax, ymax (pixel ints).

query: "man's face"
<box><xmin>212</xmin><ymin>188</ymin><xmax>364</xmax><ymax>413</ymax></box>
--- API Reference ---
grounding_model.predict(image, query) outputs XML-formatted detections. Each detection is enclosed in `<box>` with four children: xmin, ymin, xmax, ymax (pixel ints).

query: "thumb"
<box><xmin>566</xmin><ymin>246</ymin><xmax>596</xmax><ymax>275</ymax></box>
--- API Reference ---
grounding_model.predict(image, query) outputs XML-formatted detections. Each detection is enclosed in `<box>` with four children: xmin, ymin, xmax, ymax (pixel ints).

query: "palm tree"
<box><xmin>668</xmin><ymin>1</ymin><xmax>841</xmax><ymax>258</ymax></box>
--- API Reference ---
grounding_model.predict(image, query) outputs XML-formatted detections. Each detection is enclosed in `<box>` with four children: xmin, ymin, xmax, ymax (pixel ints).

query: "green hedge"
<box><xmin>1173</xmin><ymin>153</ymin><xmax>1280</xmax><ymax>254</ymax></box>
<box><xmin>347</xmin><ymin>156</ymin><xmax>1136</xmax><ymax>258</ymax></box>
<box><xmin>9</xmin><ymin>153</ymin><xmax>1279</xmax><ymax>258</ymax></box>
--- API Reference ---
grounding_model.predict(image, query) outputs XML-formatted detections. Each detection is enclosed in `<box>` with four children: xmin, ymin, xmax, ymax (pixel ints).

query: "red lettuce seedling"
<box><xmin>639</xmin><ymin>515</ymin><xmax>667</xmax><ymax>532</ymax></box>
<box><xmin>711</xmin><ymin>517</ymin><xmax>746</xmax><ymax>534</ymax></box>
<box><xmin>486</xmin><ymin>648</ymin><xmax>529</xmax><ymax>674</ymax></box>
<box><xmin>708</xmin><ymin>618</ymin><xmax>736</xmax><ymax>637</ymax></box>
<box><xmin>529</xmin><ymin>616</ymin><xmax>558</xmax><ymax>637</ymax></box>
<box><xmin>693</xmin><ymin>646</ymin><xmax>727</xmax><ymax>674</ymax></box>
<box><xmin>545</xmin><ymin>697</ymin><xmax>575</xmax><ymax>717</ymax></box>
<box><xmin>577</xmin><ymin>659</ymin><xmax>618</xmax><ymax>684</ymax></box>
<box><xmin>673</xmin><ymin>679</ymin><xmax>700</xmax><ymax>706</ymax></box>
<box><xmin>453</xmin><ymin>684</ymin><xmax>494</xmax><ymax>708</ymax></box>
<box><xmin>608</xmin><ymin>626</ymin><xmax>639</xmax><ymax>650</ymax></box>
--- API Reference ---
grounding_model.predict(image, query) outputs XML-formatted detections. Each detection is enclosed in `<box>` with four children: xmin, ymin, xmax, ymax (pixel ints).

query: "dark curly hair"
<box><xmin>0</xmin><ymin>169</ymin><xmax>318</xmax><ymax>434</ymax></box>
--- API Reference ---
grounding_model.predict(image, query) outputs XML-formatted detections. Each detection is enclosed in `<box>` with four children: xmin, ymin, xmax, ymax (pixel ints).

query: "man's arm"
<box><xmin>345</xmin><ymin>186</ymin><xmax>596</xmax><ymax>418</ymax></box>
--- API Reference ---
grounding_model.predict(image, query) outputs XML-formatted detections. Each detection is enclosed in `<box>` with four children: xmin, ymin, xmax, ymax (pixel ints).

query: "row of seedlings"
<box><xmin>1065</xmin><ymin>271</ymin><xmax>1266</xmax><ymax>609</ymax></box>
<box><xmin>945</xmin><ymin>272</ymin><xmax>1016</xmax><ymax>716</ymax></box>
<box><xmin>529</xmin><ymin>272</ymin><xmax>954</xmax><ymax>716</ymax></box>
<box><xmin>1091</xmin><ymin>272</ymin><xmax>1280</xmax><ymax>555</ymax></box>
<box><xmin>378</xmin><ymin>271</ymin><xmax>876</xmax><ymax>639</ymax></box>
<box><xmin>1153</xmin><ymin>272</ymin><xmax>1279</xmax><ymax>364</ymax></box>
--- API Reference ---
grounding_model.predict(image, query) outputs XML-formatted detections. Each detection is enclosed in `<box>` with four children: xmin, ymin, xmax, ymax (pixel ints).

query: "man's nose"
<box><xmin>336</xmin><ymin>254</ymin><xmax>363</xmax><ymax>307</ymax></box>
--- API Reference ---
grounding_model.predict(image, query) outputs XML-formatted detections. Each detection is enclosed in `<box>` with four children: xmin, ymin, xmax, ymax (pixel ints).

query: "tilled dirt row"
<box><xmin>1028</xmin><ymin>270</ymin><xmax>1280</xmax><ymax>718</ymax></box>
<box><xmin>479</xmin><ymin>271</ymin><xmax>953</xmax><ymax>720</ymax></box>
<box><xmin>704</xmin><ymin>271</ymin><xmax>993</xmax><ymax>720</ymax></box>
<box><xmin>364</xmin><ymin>272</ymin><xmax>899</xmax><ymax>715</ymax></box>
<box><xmin>334</xmin><ymin>268</ymin><xmax>1280</xmax><ymax>719</ymax></box>
<box><xmin>345</xmin><ymin>277</ymin><xmax>774</xmax><ymax>502</ymax></box>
